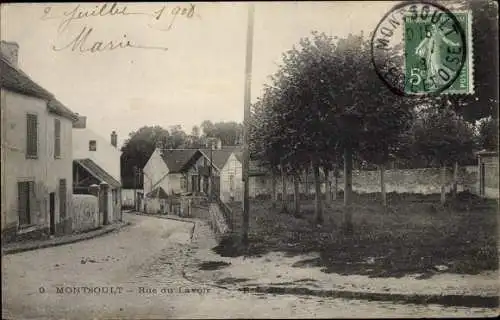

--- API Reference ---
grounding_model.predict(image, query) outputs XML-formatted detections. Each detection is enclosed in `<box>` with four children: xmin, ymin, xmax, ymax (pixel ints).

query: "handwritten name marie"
<box><xmin>52</xmin><ymin>26</ymin><xmax>169</xmax><ymax>53</ymax></box>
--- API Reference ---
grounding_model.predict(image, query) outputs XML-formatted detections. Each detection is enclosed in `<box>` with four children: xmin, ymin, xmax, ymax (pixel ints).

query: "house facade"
<box><xmin>1</xmin><ymin>41</ymin><xmax>78</xmax><ymax>242</ymax></box>
<box><xmin>142</xmin><ymin>148</ymin><xmax>200</xmax><ymax>197</ymax></box>
<box><xmin>72</xmin><ymin>118</ymin><xmax>122</xmax><ymax>223</ymax></box>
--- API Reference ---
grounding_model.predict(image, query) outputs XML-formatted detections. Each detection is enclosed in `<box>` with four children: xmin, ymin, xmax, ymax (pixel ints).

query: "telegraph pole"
<box><xmin>133</xmin><ymin>165</ymin><xmax>137</xmax><ymax>211</ymax></box>
<box><xmin>242</xmin><ymin>2</ymin><xmax>255</xmax><ymax>245</ymax></box>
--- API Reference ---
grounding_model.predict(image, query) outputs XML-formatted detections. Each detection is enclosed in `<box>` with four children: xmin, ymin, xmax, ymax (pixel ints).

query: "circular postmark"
<box><xmin>371</xmin><ymin>1</ymin><xmax>467</xmax><ymax>96</ymax></box>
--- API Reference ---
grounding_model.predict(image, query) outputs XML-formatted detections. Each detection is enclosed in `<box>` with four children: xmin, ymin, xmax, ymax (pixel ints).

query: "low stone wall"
<box><xmin>341</xmin><ymin>166</ymin><xmax>478</xmax><ymax>195</ymax></box>
<box><xmin>249</xmin><ymin>166</ymin><xmax>478</xmax><ymax>196</ymax></box>
<box><xmin>72</xmin><ymin>194</ymin><xmax>99</xmax><ymax>233</ymax></box>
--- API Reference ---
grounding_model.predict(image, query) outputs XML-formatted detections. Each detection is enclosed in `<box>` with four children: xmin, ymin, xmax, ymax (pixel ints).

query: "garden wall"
<box><xmin>72</xmin><ymin>194</ymin><xmax>99</xmax><ymax>233</ymax></box>
<box><xmin>248</xmin><ymin>165</ymin><xmax>478</xmax><ymax>197</ymax></box>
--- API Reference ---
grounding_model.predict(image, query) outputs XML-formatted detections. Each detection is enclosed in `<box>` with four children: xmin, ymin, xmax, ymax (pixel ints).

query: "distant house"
<box><xmin>214</xmin><ymin>150</ymin><xmax>243</xmax><ymax>202</ymax></box>
<box><xmin>142</xmin><ymin>148</ymin><xmax>201</xmax><ymax>197</ymax></box>
<box><xmin>72</xmin><ymin>118</ymin><xmax>122</xmax><ymax>222</ymax></box>
<box><xmin>198</xmin><ymin>147</ymin><xmax>240</xmax><ymax>198</ymax></box>
<box><xmin>142</xmin><ymin>143</ymin><xmax>242</xmax><ymax>205</ymax></box>
<box><xmin>1</xmin><ymin>41</ymin><xmax>79</xmax><ymax>242</ymax></box>
<box><xmin>476</xmin><ymin>150</ymin><xmax>499</xmax><ymax>199</ymax></box>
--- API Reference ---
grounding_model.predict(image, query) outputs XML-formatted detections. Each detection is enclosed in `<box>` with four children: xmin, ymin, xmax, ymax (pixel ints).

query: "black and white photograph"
<box><xmin>1</xmin><ymin>1</ymin><xmax>498</xmax><ymax>319</ymax></box>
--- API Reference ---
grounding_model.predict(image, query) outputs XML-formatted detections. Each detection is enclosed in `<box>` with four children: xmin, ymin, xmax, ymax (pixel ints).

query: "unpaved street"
<box><xmin>2</xmin><ymin>213</ymin><xmax>495</xmax><ymax>319</ymax></box>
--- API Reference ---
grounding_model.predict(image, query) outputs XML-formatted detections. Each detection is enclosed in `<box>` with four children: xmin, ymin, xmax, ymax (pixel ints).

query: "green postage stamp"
<box><xmin>404</xmin><ymin>10</ymin><xmax>473</xmax><ymax>95</ymax></box>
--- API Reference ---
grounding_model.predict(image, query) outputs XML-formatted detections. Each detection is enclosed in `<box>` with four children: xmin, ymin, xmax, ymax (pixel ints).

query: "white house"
<box><xmin>72</xmin><ymin>117</ymin><xmax>122</xmax><ymax>222</ymax></box>
<box><xmin>1</xmin><ymin>41</ymin><xmax>79</xmax><ymax>242</ymax></box>
<box><xmin>142</xmin><ymin>148</ymin><xmax>200</xmax><ymax>197</ymax></box>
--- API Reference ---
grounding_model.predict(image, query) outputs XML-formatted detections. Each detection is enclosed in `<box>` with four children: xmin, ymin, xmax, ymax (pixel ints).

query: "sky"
<box><xmin>1</xmin><ymin>1</ymin><xmax>394</xmax><ymax>147</ymax></box>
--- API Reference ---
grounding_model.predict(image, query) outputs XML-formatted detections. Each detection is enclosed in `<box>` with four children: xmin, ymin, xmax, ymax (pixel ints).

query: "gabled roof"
<box><xmin>0</xmin><ymin>56</ymin><xmax>78</xmax><ymax>121</ymax></box>
<box><xmin>199</xmin><ymin>147</ymin><xmax>242</xmax><ymax>171</ymax></box>
<box><xmin>146</xmin><ymin>186</ymin><xmax>169</xmax><ymax>199</ymax></box>
<box><xmin>159</xmin><ymin>149</ymin><xmax>200</xmax><ymax>173</ymax></box>
<box><xmin>74</xmin><ymin>159</ymin><xmax>121</xmax><ymax>188</ymax></box>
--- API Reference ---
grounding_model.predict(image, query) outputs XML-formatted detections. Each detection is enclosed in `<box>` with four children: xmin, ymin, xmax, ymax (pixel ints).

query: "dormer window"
<box><xmin>89</xmin><ymin>140</ymin><xmax>97</xmax><ymax>151</ymax></box>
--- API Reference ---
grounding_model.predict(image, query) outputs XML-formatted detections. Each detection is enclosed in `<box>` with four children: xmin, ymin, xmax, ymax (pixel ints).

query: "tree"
<box><xmin>120</xmin><ymin>125</ymin><xmax>170</xmax><ymax>188</ymax></box>
<box><xmin>443</xmin><ymin>0</ymin><xmax>499</xmax><ymax>123</ymax></box>
<box><xmin>477</xmin><ymin>117</ymin><xmax>499</xmax><ymax>151</ymax></box>
<box><xmin>252</xmin><ymin>31</ymin><xmax>415</xmax><ymax>230</ymax></box>
<box><xmin>410</xmin><ymin>106</ymin><xmax>476</xmax><ymax>204</ymax></box>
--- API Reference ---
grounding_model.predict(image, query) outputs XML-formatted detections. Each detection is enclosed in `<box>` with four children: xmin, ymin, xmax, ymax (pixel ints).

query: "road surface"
<box><xmin>1</xmin><ymin>213</ymin><xmax>495</xmax><ymax>319</ymax></box>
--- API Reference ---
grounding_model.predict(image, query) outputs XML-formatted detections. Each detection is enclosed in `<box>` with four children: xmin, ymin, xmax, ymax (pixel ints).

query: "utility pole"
<box><xmin>242</xmin><ymin>2</ymin><xmax>255</xmax><ymax>245</ymax></box>
<box><xmin>133</xmin><ymin>165</ymin><xmax>137</xmax><ymax>211</ymax></box>
<box><xmin>209</xmin><ymin>138</ymin><xmax>213</xmax><ymax>201</ymax></box>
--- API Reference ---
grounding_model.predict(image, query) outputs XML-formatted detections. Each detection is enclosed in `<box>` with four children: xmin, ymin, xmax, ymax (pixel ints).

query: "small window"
<box><xmin>229</xmin><ymin>175</ymin><xmax>234</xmax><ymax>191</ymax></box>
<box><xmin>54</xmin><ymin>119</ymin><xmax>61</xmax><ymax>158</ymax></box>
<box><xmin>89</xmin><ymin>140</ymin><xmax>97</xmax><ymax>151</ymax></box>
<box><xmin>26</xmin><ymin>114</ymin><xmax>38</xmax><ymax>158</ymax></box>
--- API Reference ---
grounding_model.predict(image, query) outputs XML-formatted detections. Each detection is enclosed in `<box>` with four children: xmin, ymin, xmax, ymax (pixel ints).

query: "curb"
<box><xmin>1</xmin><ymin>222</ymin><xmax>131</xmax><ymax>256</ymax></box>
<box><xmin>237</xmin><ymin>285</ymin><xmax>499</xmax><ymax>309</ymax></box>
<box><xmin>181</xmin><ymin>226</ymin><xmax>499</xmax><ymax>309</ymax></box>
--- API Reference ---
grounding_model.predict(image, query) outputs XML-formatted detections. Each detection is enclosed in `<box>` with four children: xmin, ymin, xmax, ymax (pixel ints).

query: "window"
<box><xmin>229</xmin><ymin>175</ymin><xmax>234</xmax><ymax>191</ymax></box>
<box><xmin>89</xmin><ymin>140</ymin><xmax>97</xmax><ymax>151</ymax></box>
<box><xmin>54</xmin><ymin>119</ymin><xmax>61</xmax><ymax>158</ymax></box>
<box><xmin>26</xmin><ymin>114</ymin><xmax>38</xmax><ymax>158</ymax></box>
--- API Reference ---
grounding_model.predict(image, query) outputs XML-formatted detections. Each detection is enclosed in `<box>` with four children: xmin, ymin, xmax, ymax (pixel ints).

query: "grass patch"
<box><xmin>217</xmin><ymin>192</ymin><xmax>498</xmax><ymax>278</ymax></box>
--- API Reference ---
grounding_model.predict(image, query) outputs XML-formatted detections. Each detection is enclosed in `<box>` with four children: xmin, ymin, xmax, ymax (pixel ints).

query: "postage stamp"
<box><xmin>404</xmin><ymin>10</ymin><xmax>473</xmax><ymax>95</ymax></box>
<box><xmin>371</xmin><ymin>1</ymin><xmax>475</xmax><ymax>96</ymax></box>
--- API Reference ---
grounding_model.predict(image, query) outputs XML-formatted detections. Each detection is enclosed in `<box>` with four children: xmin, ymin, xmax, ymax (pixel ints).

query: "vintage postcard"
<box><xmin>1</xmin><ymin>1</ymin><xmax>498</xmax><ymax>319</ymax></box>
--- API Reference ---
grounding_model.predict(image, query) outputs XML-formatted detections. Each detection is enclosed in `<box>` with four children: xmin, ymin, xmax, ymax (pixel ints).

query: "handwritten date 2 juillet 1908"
<box><xmin>40</xmin><ymin>2</ymin><xmax>198</xmax><ymax>54</ymax></box>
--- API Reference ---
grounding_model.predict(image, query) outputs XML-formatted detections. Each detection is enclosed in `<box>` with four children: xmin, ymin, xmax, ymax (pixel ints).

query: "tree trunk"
<box><xmin>440</xmin><ymin>164</ymin><xmax>447</xmax><ymax>205</ymax></box>
<box><xmin>343</xmin><ymin>148</ymin><xmax>353</xmax><ymax>234</ymax></box>
<box><xmin>333</xmin><ymin>166</ymin><xmax>338</xmax><ymax>201</ymax></box>
<box><xmin>280</xmin><ymin>164</ymin><xmax>287</xmax><ymax>213</ymax></box>
<box><xmin>324</xmin><ymin>167</ymin><xmax>332</xmax><ymax>207</ymax></box>
<box><xmin>452</xmin><ymin>161</ymin><xmax>458</xmax><ymax>198</ymax></box>
<box><xmin>271</xmin><ymin>171</ymin><xmax>277</xmax><ymax>209</ymax></box>
<box><xmin>293</xmin><ymin>173</ymin><xmax>300</xmax><ymax>216</ymax></box>
<box><xmin>379</xmin><ymin>163</ymin><xmax>387</xmax><ymax>207</ymax></box>
<box><xmin>313</xmin><ymin>162</ymin><xmax>323</xmax><ymax>225</ymax></box>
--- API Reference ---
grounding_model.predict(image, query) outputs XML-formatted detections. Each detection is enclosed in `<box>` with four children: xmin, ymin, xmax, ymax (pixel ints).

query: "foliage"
<box><xmin>201</xmin><ymin>120</ymin><xmax>243</xmax><ymax>146</ymax></box>
<box><xmin>430</xmin><ymin>0</ymin><xmax>499</xmax><ymax>122</ymax></box>
<box><xmin>410</xmin><ymin>106</ymin><xmax>476</xmax><ymax>166</ymax></box>
<box><xmin>477</xmin><ymin>116</ymin><xmax>499</xmax><ymax>151</ymax></box>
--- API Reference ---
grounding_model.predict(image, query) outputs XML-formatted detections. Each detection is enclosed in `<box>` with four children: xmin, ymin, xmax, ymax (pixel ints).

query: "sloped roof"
<box><xmin>74</xmin><ymin>159</ymin><xmax>121</xmax><ymax>188</ymax></box>
<box><xmin>0</xmin><ymin>56</ymin><xmax>78</xmax><ymax>121</ymax></box>
<box><xmin>160</xmin><ymin>149</ymin><xmax>200</xmax><ymax>173</ymax></box>
<box><xmin>146</xmin><ymin>186</ymin><xmax>169</xmax><ymax>199</ymax></box>
<box><xmin>199</xmin><ymin>147</ymin><xmax>241</xmax><ymax>171</ymax></box>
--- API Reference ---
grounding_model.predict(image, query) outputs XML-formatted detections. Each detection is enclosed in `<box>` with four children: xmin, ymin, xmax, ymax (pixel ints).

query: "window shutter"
<box><xmin>54</xmin><ymin>119</ymin><xmax>61</xmax><ymax>158</ymax></box>
<box><xmin>26</xmin><ymin>114</ymin><xmax>38</xmax><ymax>158</ymax></box>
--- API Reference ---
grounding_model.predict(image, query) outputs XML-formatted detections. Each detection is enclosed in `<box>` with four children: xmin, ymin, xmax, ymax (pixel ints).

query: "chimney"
<box><xmin>72</xmin><ymin>113</ymin><xmax>87</xmax><ymax>128</ymax></box>
<box><xmin>0</xmin><ymin>41</ymin><xmax>19</xmax><ymax>67</ymax></box>
<box><xmin>111</xmin><ymin>131</ymin><xmax>117</xmax><ymax>148</ymax></box>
